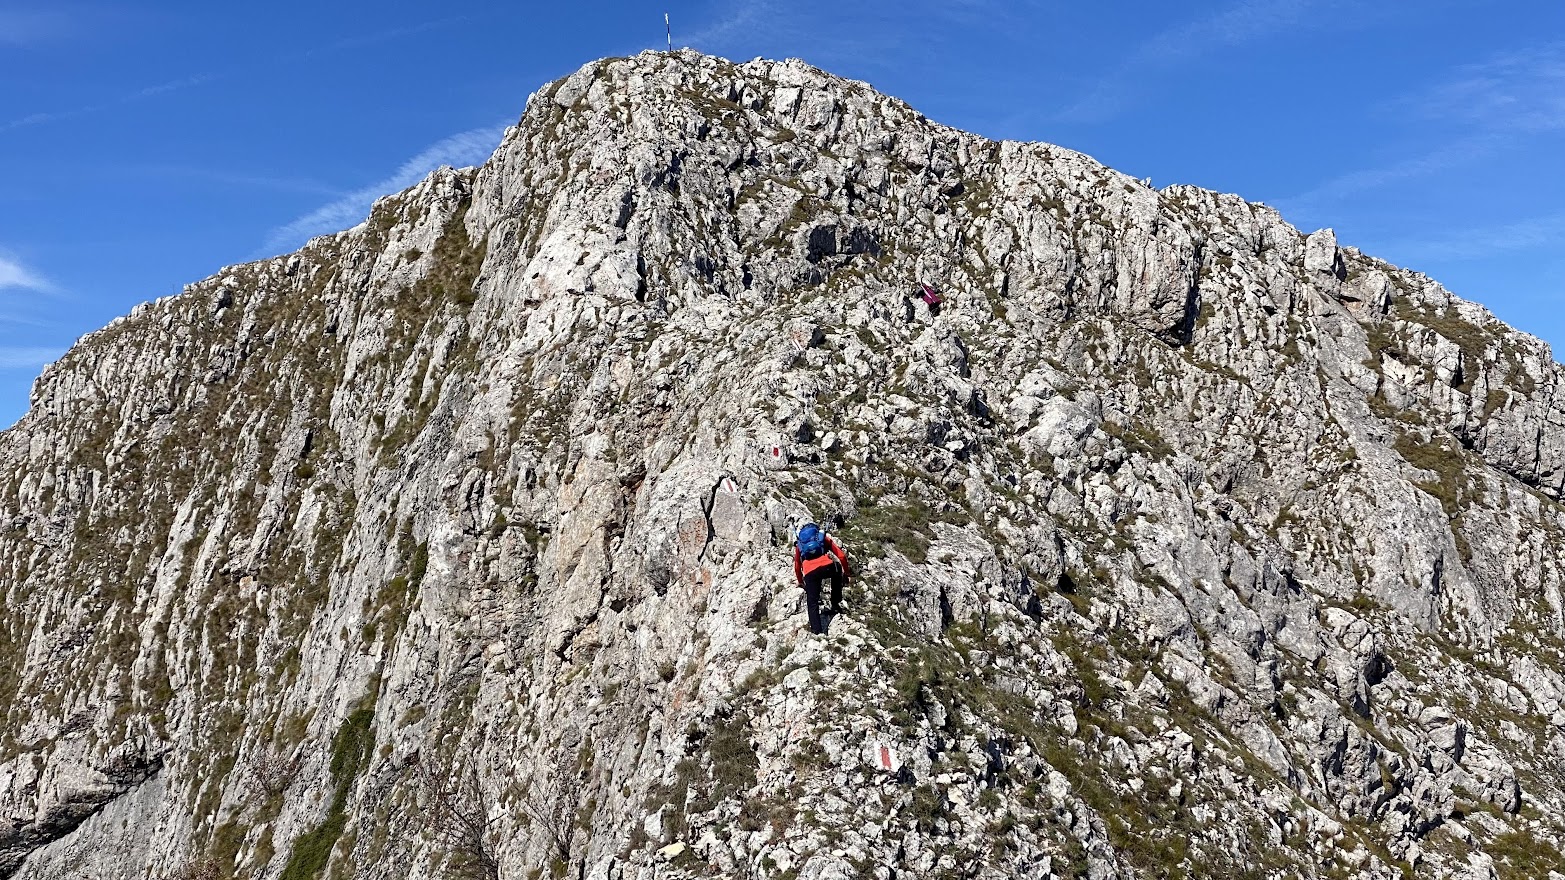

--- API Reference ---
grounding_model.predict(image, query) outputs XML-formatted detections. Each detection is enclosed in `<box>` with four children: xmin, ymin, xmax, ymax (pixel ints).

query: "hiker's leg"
<box><xmin>829</xmin><ymin>565</ymin><xmax>844</xmax><ymax>612</ymax></box>
<box><xmin>802</xmin><ymin>575</ymin><xmax>824</xmax><ymax>633</ymax></box>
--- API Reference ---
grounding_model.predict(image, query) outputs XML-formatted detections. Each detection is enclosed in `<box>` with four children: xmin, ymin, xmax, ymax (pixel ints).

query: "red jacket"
<box><xmin>794</xmin><ymin>535</ymin><xmax>850</xmax><ymax>584</ymax></box>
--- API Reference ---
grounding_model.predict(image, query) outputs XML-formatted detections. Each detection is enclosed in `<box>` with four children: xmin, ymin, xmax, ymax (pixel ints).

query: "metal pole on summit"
<box><xmin>666</xmin><ymin>13</ymin><xmax>672</xmax><ymax>51</ymax></box>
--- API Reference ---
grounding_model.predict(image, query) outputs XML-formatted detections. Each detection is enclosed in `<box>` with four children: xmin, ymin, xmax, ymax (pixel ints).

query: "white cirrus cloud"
<box><xmin>1277</xmin><ymin>42</ymin><xmax>1565</xmax><ymax>215</ymax></box>
<box><xmin>0</xmin><ymin>9</ymin><xmax>74</xmax><ymax>45</ymax></box>
<box><xmin>1275</xmin><ymin>133</ymin><xmax>1502</xmax><ymax>215</ymax></box>
<box><xmin>261</xmin><ymin>124</ymin><xmax>508</xmax><ymax>255</ymax></box>
<box><xmin>1410</xmin><ymin>42</ymin><xmax>1565</xmax><ymax>133</ymax></box>
<box><xmin>1</xmin><ymin>72</ymin><xmax>219</xmax><ymax>133</ymax></box>
<box><xmin>683</xmin><ymin>0</ymin><xmax>785</xmax><ymax>50</ymax></box>
<box><xmin>1056</xmin><ymin>0</ymin><xmax>1334</xmax><ymax>124</ymax></box>
<box><xmin>1372</xmin><ymin>212</ymin><xmax>1565</xmax><ymax>263</ymax></box>
<box><xmin>0</xmin><ymin>255</ymin><xmax>53</xmax><ymax>292</ymax></box>
<box><xmin>3</xmin><ymin>15</ymin><xmax>470</xmax><ymax>133</ymax></box>
<box><xmin>0</xmin><ymin>346</ymin><xmax>63</xmax><ymax>369</ymax></box>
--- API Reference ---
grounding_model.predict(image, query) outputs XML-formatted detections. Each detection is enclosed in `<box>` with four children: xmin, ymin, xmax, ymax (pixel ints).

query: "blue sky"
<box><xmin>1</xmin><ymin>1</ymin><xmax>1561</xmax><ymax>427</ymax></box>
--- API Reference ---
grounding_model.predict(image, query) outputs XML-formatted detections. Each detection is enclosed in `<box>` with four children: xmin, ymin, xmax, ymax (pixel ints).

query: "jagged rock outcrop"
<box><xmin>5</xmin><ymin>50</ymin><xmax>1565</xmax><ymax>880</ymax></box>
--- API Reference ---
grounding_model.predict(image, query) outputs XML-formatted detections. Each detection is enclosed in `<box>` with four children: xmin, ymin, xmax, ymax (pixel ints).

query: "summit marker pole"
<box><xmin>666</xmin><ymin>13</ymin><xmax>672</xmax><ymax>51</ymax></box>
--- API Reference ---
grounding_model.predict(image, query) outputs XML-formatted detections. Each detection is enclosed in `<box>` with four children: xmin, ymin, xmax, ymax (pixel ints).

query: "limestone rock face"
<box><xmin>5</xmin><ymin>50</ymin><xmax>1565</xmax><ymax>880</ymax></box>
<box><xmin>1305</xmin><ymin>228</ymin><xmax>1345</xmax><ymax>279</ymax></box>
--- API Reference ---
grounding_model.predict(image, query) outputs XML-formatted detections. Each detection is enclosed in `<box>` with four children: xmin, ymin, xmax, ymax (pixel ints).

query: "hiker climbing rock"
<box><xmin>919</xmin><ymin>282</ymin><xmax>944</xmax><ymax>316</ymax></box>
<box><xmin>793</xmin><ymin>522</ymin><xmax>850</xmax><ymax>634</ymax></box>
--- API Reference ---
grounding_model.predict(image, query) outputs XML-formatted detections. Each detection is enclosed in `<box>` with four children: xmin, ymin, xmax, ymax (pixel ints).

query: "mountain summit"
<box><xmin>4</xmin><ymin>50</ymin><xmax>1565</xmax><ymax>880</ymax></box>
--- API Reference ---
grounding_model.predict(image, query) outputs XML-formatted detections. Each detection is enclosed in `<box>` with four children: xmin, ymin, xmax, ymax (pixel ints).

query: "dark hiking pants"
<box><xmin>802</xmin><ymin>562</ymin><xmax>844</xmax><ymax>634</ymax></box>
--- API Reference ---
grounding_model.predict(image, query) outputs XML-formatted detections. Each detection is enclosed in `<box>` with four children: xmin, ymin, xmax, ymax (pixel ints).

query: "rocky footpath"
<box><xmin>4</xmin><ymin>49</ymin><xmax>1565</xmax><ymax>880</ymax></box>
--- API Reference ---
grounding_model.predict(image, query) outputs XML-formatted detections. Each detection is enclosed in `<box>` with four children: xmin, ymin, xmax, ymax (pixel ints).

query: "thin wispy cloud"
<box><xmin>2</xmin><ymin>15</ymin><xmax>469</xmax><ymax>134</ymax></box>
<box><xmin>1136</xmin><ymin>0</ymin><xmax>1319</xmax><ymax>65</ymax></box>
<box><xmin>299</xmin><ymin>16</ymin><xmax>469</xmax><ymax>58</ymax></box>
<box><xmin>261</xmin><ymin>125</ymin><xmax>507</xmax><ymax>254</ymax></box>
<box><xmin>3</xmin><ymin>106</ymin><xmax>91</xmax><ymax>131</ymax></box>
<box><xmin>1057</xmin><ymin>0</ymin><xmax>1330</xmax><ymax>124</ymax></box>
<box><xmin>0</xmin><ymin>9</ymin><xmax>74</xmax><ymax>45</ymax></box>
<box><xmin>680</xmin><ymin>0</ymin><xmax>952</xmax><ymax>79</ymax></box>
<box><xmin>1277</xmin><ymin>134</ymin><xmax>1502</xmax><ymax>214</ymax></box>
<box><xmin>0</xmin><ymin>347</ymin><xmax>63</xmax><ymax>369</ymax></box>
<box><xmin>133</xmin><ymin>73</ymin><xmax>216</xmax><ymax>99</ymax></box>
<box><xmin>1280</xmin><ymin>42</ymin><xmax>1565</xmax><ymax>214</ymax></box>
<box><xmin>683</xmin><ymin>0</ymin><xmax>785</xmax><ymax>52</ymax></box>
<box><xmin>1410</xmin><ymin>42</ymin><xmax>1565</xmax><ymax>132</ymax></box>
<box><xmin>0</xmin><ymin>312</ymin><xmax>57</xmax><ymax>328</ymax></box>
<box><xmin>1373</xmin><ymin>212</ymin><xmax>1565</xmax><ymax>263</ymax></box>
<box><xmin>117</xmin><ymin>164</ymin><xmax>347</xmax><ymax>196</ymax></box>
<box><xmin>1</xmin><ymin>110</ymin><xmax>66</xmax><ymax>130</ymax></box>
<box><xmin>1</xmin><ymin>72</ymin><xmax>218</xmax><ymax>132</ymax></box>
<box><xmin>683</xmin><ymin>0</ymin><xmax>1044</xmax><ymax>59</ymax></box>
<box><xmin>0</xmin><ymin>255</ymin><xmax>52</xmax><ymax>292</ymax></box>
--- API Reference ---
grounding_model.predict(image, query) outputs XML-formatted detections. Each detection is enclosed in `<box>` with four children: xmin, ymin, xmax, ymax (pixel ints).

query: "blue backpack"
<box><xmin>797</xmin><ymin>523</ymin><xmax>827</xmax><ymax>559</ymax></box>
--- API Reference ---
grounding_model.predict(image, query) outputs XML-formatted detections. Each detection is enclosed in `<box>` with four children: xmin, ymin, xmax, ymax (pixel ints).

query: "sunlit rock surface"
<box><xmin>5</xmin><ymin>50</ymin><xmax>1565</xmax><ymax>880</ymax></box>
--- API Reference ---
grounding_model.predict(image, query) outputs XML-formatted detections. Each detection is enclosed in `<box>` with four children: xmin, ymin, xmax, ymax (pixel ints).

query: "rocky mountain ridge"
<box><xmin>4</xmin><ymin>49</ymin><xmax>1565</xmax><ymax>880</ymax></box>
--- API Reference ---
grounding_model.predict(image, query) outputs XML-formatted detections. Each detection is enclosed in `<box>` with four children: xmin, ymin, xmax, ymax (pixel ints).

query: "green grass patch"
<box><xmin>278</xmin><ymin>703</ymin><xmax>377</xmax><ymax>880</ymax></box>
<box><xmin>1392</xmin><ymin>432</ymin><xmax>1470</xmax><ymax>516</ymax></box>
<box><xmin>1487</xmin><ymin>827</ymin><xmax>1565</xmax><ymax>879</ymax></box>
<box><xmin>840</xmin><ymin>496</ymin><xmax>938</xmax><ymax>563</ymax></box>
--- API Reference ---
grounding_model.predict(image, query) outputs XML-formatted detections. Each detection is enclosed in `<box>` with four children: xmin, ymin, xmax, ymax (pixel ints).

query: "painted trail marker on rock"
<box><xmin>920</xmin><ymin>283</ymin><xmax>944</xmax><ymax>307</ymax></box>
<box><xmin>719</xmin><ymin>476</ymin><xmax>739</xmax><ymax>494</ymax></box>
<box><xmin>873</xmin><ymin>742</ymin><xmax>901</xmax><ymax>772</ymax></box>
<box><xmin>759</xmin><ymin>441</ymin><xmax>788</xmax><ymax>471</ymax></box>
